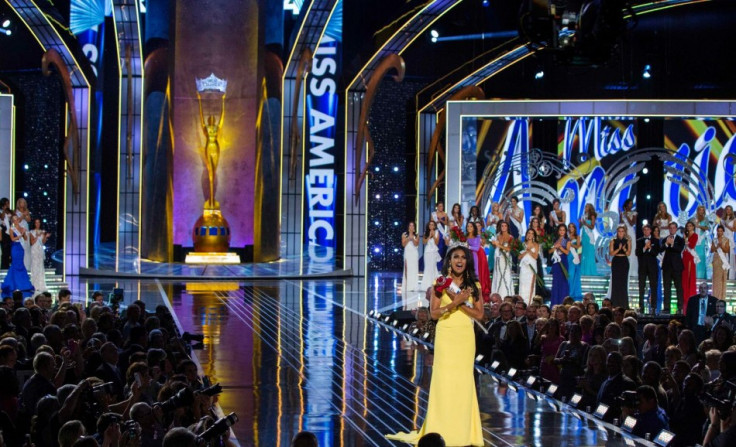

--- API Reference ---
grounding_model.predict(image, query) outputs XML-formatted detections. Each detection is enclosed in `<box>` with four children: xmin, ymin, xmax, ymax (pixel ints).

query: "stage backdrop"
<box><xmin>172</xmin><ymin>0</ymin><xmax>258</xmax><ymax>249</ymax></box>
<box><xmin>476</xmin><ymin>116</ymin><xmax>736</xmax><ymax>233</ymax></box>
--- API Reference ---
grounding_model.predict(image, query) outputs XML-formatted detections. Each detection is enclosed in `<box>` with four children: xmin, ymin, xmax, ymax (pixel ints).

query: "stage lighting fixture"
<box><xmin>475</xmin><ymin>354</ymin><xmax>484</xmax><ymax>363</ymax></box>
<box><xmin>622</xmin><ymin>415</ymin><xmax>637</xmax><ymax>433</ymax></box>
<box><xmin>646</xmin><ymin>194</ymin><xmax>651</xmax><ymax>200</ymax></box>
<box><xmin>422</xmin><ymin>332</ymin><xmax>430</xmax><ymax>340</ymax></box>
<box><xmin>642</xmin><ymin>64</ymin><xmax>652</xmax><ymax>79</ymax></box>
<box><xmin>368</xmin><ymin>310</ymin><xmax>374</xmax><ymax>317</ymax></box>
<box><xmin>412</xmin><ymin>328</ymin><xmax>420</xmax><ymax>336</ymax></box>
<box><xmin>374</xmin><ymin>166</ymin><xmax>380</xmax><ymax>172</ymax></box>
<box><xmin>545</xmin><ymin>383</ymin><xmax>558</xmax><ymax>397</ymax></box>
<box><xmin>2</xmin><ymin>19</ymin><xmax>9</xmax><ymax>28</ymax></box>
<box><xmin>430</xmin><ymin>29</ymin><xmax>439</xmax><ymax>43</ymax></box>
<box><xmin>642</xmin><ymin>219</ymin><xmax>648</xmax><ymax>226</ymax></box>
<box><xmin>569</xmin><ymin>393</ymin><xmax>583</xmax><ymax>408</ymax></box>
<box><xmin>383</xmin><ymin>315</ymin><xmax>391</xmax><ymax>322</ymax></box>
<box><xmin>482</xmin><ymin>0</ymin><xmax>489</xmax><ymax>7</ymax></box>
<box><xmin>653</xmin><ymin>429</ymin><xmax>675</xmax><ymax>446</ymax></box>
<box><xmin>373</xmin><ymin>247</ymin><xmax>381</xmax><ymax>253</ymax></box>
<box><xmin>642</xmin><ymin>168</ymin><xmax>648</xmax><ymax>174</ymax></box>
<box><xmin>507</xmin><ymin>367</ymin><xmax>518</xmax><ymax>379</ymax></box>
<box><xmin>534</xmin><ymin>70</ymin><xmax>544</xmax><ymax>80</ymax></box>
<box><xmin>593</xmin><ymin>403</ymin><xmax>609</xmax><ymax>419</ymax></box>
<box><xmin>402</xmin><ymin>323</ymin><xmax>409</xmax><ymax>331</ymax></box>
<box><xmin>393</xmin><ymin>166</ymin><xmax>399</xmax><ymax>172</ymax></box>
<box><xmin>375</xmin><ymin>194</ymin><xmax>381</xmax><ymax>199</ymax></box>
<box><xmin>624</xmin><ymin>437</ymin><xmax>637</xmax><ymax>447</ymax></box>
<box><xmin>490</xmin><ymin>360</ymin><xmax>500</xmax><ymax>371</ymax></box>
<box><xmin>392</xmin><ymin>320</ymin><xmax>399</xmax><ymax>327</ymax></box>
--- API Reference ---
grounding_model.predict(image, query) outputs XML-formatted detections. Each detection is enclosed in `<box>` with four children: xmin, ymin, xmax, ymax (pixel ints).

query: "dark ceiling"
<box><xmin>1</xmin><ymin>0</ymin><xmax>734</xmax><ymax>99</ymax></box>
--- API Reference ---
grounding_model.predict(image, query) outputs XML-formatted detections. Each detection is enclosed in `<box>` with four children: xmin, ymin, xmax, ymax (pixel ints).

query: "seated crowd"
<box><xmin>0</xmin><ymin>288</ymin><xmax>236</xmax><ymax>447</ymax></box>
<box><xmin>474</xmin><ymin>286</ymin><xmax>736</xmax><ymax>447</ymax></box>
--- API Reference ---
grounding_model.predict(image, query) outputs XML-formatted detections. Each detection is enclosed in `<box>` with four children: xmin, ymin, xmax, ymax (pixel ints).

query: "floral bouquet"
<box><xmin>508</xmin><ymin>237</ymin><xmax>523</xmax><ymax>258</ymax></box>
<box><xmin>448</xmin><ymin>226</ymin><xmax>467</xmax><ymax>244</ymax></box>
<box><xmin>539</xmin><ymin>232</ymin><xmax>556</xmax><ymax>252</ymax></box>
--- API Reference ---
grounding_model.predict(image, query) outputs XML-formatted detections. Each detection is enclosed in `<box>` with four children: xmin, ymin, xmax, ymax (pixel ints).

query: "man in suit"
<box><xmin>95</xmin><ymin>341</ymin><xmax>125</xmax><ymax>400</ymax></box>
<box><xmin>686</xmin><ymin>282</ymin><xmax>718</xmax><ymax>343</ymax></box>
<box><xmin>661</xmin><ymin>222</ymin><xmax>685</xmax><ymax>313</ymax></box>
<box><xmin>636</xmin><ymin>224</ymin><xmax>660</xmax><ymax>313</ymax></box>
<box><xmin>709</xmin><ymin>299</ymin><xmax>734</xmax><ymax>331</ymax></box>
<box><xmin>597</xmin><ymin>351</ymin><xmax>637</xmax><ymax>422</ymax></box>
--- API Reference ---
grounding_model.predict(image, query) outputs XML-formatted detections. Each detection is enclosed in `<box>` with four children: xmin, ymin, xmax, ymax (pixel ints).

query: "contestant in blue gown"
<box><xmin>549</xmin><ymin>224</ymin><xmax>570</xmax><ymax>306</ymax></box>
<box><xmin>580</xmin><ymin>204</ymin><xmax>599</xmax><ymax>276</ymax></box>
<box><xmin>1</xmin><ymin>220</ymin><xmax>34</xmax><ymax>298</ymax></box>
<box><xmin>567</xmin><ymin>223</ymin><xmax>583</xmax><ymax>300</ymax></box>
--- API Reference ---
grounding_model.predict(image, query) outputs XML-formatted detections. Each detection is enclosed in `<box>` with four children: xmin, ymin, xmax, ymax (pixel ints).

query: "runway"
<box><xmin>124</xmin><ymin>273</ymin><xmax>654</xmax><ymax>447</ymax></box>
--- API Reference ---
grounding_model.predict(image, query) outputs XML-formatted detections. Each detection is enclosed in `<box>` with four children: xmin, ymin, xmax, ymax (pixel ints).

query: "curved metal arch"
<box><xmin>600</xmin><ymin>147</ymin><xmax>716</xmax><ymax>217</ymax></box>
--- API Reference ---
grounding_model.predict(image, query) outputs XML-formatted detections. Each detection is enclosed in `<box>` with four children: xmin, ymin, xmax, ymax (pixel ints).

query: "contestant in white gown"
<box><xmin>491</xmin><ymin>221</ymin><xmax>514</xmax><ymax>297</ymax></box>
<box><xmin>421</xmin><ymin>221</ymin><xmax>441</xmax><ymax>292</ymax></box>
<box><xmin>722</xmin><ymin>205</ymin><xmax>736</xmax><ymax>280</ymax></box>
<box><xmin>401</xmin><ymin>222</ymin><xmax>420</xmax><ymax>296</ymax></box>
<box><xmin>518</xmin><ymin>229</ymin><xmax>539</xmax><ymax>304</ymax></box>
<box><xmin>29</xmin><ymin>218</ymin><xmax>49</xmax><ymax>293</ymax></box>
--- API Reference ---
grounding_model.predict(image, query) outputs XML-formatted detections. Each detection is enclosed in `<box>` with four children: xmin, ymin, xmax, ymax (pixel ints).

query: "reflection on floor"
<box><xmin>80</xmin><ymin>274</ymin><xmax>652</xmax><ymax>447</ymax></box>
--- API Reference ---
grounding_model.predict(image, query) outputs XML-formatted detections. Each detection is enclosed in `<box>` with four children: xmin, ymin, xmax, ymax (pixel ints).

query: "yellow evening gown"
<box><xmin>386</xmin><ymin>291</ymin><xmax>484</xmax><ymax>446</ymax></box>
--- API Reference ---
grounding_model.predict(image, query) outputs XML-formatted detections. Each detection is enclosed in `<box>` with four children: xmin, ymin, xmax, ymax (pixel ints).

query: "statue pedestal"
<box><xmin>185</xmin><ymin>252</ymin><xmax>241</xmax><ymax>264</ymax></box>
<box><xmin>187</xmin><ymin>209</ymin><xmax>240</xmax><ymax>264</ymax></box>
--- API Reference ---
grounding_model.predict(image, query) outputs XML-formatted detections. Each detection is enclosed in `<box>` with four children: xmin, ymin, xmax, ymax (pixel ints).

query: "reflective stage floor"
<box><xmin>80</xmin><ymin>274</ymin><xmax>655</xmax><ymax>447</ymax></box>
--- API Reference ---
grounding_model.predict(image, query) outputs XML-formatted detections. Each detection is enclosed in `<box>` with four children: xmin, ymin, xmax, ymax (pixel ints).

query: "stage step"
<box><xmin>0</xmin><ymin>269</ymin><xmax>68</xmax><ymax>296</ymax></box>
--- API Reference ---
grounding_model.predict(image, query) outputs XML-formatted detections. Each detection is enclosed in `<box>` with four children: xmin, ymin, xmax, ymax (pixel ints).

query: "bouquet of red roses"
<box><xmin>434</xmin><ymin>275</ymin><xmax>453</xmax><ymax>295</ymax></box>
<box><xmin>448</xmin><ymin>226</ymin><xmax>467</xmax><ymax>244</ymax></box>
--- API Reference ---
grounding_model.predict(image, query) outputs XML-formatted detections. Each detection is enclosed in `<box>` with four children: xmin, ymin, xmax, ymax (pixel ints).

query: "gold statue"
<box><xmin>196</xmin><ymin>91</ymin><xmax>226</xmax><ymax>210</ymax></box>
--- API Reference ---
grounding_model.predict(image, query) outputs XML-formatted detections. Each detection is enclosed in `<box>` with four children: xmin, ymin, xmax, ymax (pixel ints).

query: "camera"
<box><xmin>200</xmin><ymin>383</ymin><xmax>223</xmax><ymax>397</ymax></box>
<box><xmin>614</xmin><ymin>390</ymin><xmax>639</xmax><ymax>408</ymax></box>
<box><xmin>699</xmin><ymin>392</ymin><xmax>734</xmax><ymax>419</ymax></box>
<box><xmin>198</xmin><ymin>413</ymin><xmax>238</xmax><ymax>443</ymax></box>
<box><xmin>183</xmin><ymin>332</ymin><xmax>205</xmax><ymax>343</ymax></box>
<box><xmin>92</xmin><ymin>382</ymin><xmax>116</xmax><ymax>399</ymax></box>
<box><xmin>109</xmin><ymin>288</ymin><xmax>124</xmax><ymax>305</ymax></box>
<box><xmin>157</xmin><ymin>386</ymin><xmax>195</xmax><ymax>413</ymax></box>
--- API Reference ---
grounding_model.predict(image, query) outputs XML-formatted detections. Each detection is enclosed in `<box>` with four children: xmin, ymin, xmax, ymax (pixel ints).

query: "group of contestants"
<box><xmin>0</xmin><ymin>197</ymin><xmax>50</xmax><ymax>298</ymax></box>
<box><xmin>402</xmin><ymin>198</ymin><xmax>735</xmax><ymax>314</ymax></box>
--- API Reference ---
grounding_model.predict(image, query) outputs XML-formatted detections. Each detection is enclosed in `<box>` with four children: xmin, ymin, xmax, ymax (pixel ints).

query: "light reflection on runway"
<box><xmin>82</xmin><ymin>274</ymin><xmax>653</xmax><ymax>447</ymax></box>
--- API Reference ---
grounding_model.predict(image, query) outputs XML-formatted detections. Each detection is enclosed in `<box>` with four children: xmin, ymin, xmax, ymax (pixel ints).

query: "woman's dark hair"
<box><xmin>556</xmin><ymin>223</ymin><xmax>567</xmax><ymax>237</ymax></box>
<box><xmin>440</xmin><ymin>246</ymin><xmax>480</xmax><ymax>301</ymax></box>
<box><xmin>623</xmin><ymin>198</ymin><xmax>633</xmax><ymax>209</ymax></box>
<box><xmin>424</xmin><ymin>221</ymin><xmax>435</xmax><ymax>239</ymax></box>
<box><xmin>451</xmin><ymin>203</ymin><xmax>461</xmax><ymax>215</ymax></box>
<box><xmin>552</xmin><ymin>198</ymin><xmax>560</xmax><ymax>206</ymax></box>
<box><xmin>465</xmin><ymin>222</ymin><xmax>477</xmax><ymax>237</ymax></box>
<box><xmin>469</xmin><ymin>205</ymin><xmax>480</xmax><ymax>218</ymax></box>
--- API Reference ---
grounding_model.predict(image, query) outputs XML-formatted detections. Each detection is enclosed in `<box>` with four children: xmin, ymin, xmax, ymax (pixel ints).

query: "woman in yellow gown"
<box><xmin>387</xmin><ymin>245</ymin><xmax>485</xmax><ymax>446</ymax></box>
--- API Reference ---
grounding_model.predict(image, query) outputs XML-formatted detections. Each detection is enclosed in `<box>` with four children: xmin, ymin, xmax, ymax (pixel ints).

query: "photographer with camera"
<box><xmin>703</xmin><ymin>400</ymin><xmax>736</xmax><ymax>447</ymax></box>
<box><xmin>130</xmin><ymin>402</ymin><xmax>164</xmax><ymax>447</ymax></box>
<box><xmin>620</xmin><ymin>385</ymin><xmax>669</xmax><ymax>439</ymax></box>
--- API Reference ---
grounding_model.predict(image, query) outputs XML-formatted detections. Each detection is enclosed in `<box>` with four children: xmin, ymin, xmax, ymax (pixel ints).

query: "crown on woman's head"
<box><xmin>447</xmin><ymin>239</ymin><xmax>469</xmax><ymax>249</ymax></box>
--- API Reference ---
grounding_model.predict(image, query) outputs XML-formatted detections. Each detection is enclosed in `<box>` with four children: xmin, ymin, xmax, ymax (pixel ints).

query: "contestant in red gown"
<box><xmin>681</xmin><ymin>221</ymin><xmax>698</xmax><ymax>313</ymax></box>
